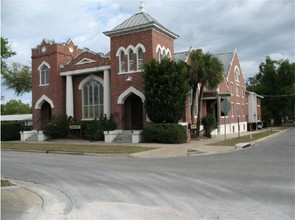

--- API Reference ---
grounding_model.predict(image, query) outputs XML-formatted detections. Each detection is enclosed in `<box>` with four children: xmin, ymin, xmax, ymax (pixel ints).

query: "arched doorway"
<box><xmin>41</xmin><ymin>101</ymin><xmax>52</xmax><ymax>129</ymax></box>
<box><xmin>124</xmin><ymin>94</ymin><xmax>143</xmax><ymax>130</ymax></box>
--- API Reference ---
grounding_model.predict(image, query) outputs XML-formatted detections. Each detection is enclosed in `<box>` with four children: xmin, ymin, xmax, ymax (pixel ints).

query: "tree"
<box><xmin>247</xmin><ymin>57</ymin><xmax>295</xmax><ymax>125</ymax></box>
<box><xmin>187</xmin><ymin>51</ymin><xmax>224</xmax><ymax>138</ymax></box>
<box><xmin>1</xmin><ymin>99</ymin><xmax>32</xmax><ymax>115</ymax></box>
<box><xmin>143</xmin><ymin>58</ymin><xmax>190</xmax><ymax>123</ymax></box>
<box><xmin>1</xmin><ymin>37</ymin><xmax>16</xmax><ymax>75</ymax></box>
<box><xmin>1</xmin><ymin>37</ymin><xmax>32</xmax><ymax>96</ymax></box>
<box><xmin>2</xmin><ymin>63</ymin><xmax>32</xmax><ymax>95</ymax></box>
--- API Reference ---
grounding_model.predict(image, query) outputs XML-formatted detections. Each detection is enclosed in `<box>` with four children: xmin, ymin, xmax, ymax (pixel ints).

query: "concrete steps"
<box><xmin>25</xmin><ymin>133</ymin><xmax>38</xmax><ymax>141</ymax></box>
<box><xmin>114</xmin><ymin>131</ymin><xmax>132</xmax><ymax>143</ymax></box>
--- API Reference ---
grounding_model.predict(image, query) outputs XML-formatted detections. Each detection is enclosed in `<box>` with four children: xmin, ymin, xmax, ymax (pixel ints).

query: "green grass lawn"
<box><xmin>208</xmin><ymin>130</ymin><xmax>279</xmax><ymax>146</ymax></box>
<box><xmin>1</xmin><ymin>142</ymin><xmax>156</xmax><ymax>154</ymax></box>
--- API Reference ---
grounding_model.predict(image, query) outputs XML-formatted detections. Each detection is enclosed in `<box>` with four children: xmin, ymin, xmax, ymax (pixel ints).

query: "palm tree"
<box><xmin>188</xmin><ymin>50</ymin><xmax>224</xmax><ymax>138</ymax></box>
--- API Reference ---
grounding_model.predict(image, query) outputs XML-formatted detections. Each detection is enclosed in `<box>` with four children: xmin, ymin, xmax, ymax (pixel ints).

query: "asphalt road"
<box><xmin>1</xmin><ymin>128</ymin><xmax>294</xmax><ymax>219</ymax></box>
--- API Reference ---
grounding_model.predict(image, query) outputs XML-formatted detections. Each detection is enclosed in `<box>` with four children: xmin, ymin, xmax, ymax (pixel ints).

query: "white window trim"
<box><xmin>231</xmin><ymin>102</ymin><xmax>235</xmax><ymax>117</ymax></box>
<box><xmin>236</xmin><ymin>85</ymin><xmax>240</xmax><ymax>97</ymax></box>
<box><xmin>156</xmin><ymin>44</ymin><xmax>171</xmax><ymax>61</ymax></box>
<box><xmin>38</xmin><ymin>61</ymin><xmax>50</xmax><ymax>86</ymax></box>
<box><xmin>128</xmin><ymin>49</ymin><xmax>135</xmax><ymax>72</ymax></box>
<box><xmin>79</xmin><ymin>75</ymin><xmax>104</xmax><ymax>120</ymax></box>
<box><xmin>234</xmin><ymin>66</ymin><xmax>240</xmax><ymax>82</ymax></box>
<box><xmin>137</xmin><ymin>48</ymin><xmax>144</xmax><ymax>71</ymax></box>
<box><xmin>35</xmin><ymin>94</ymin><xmax>54</xmax><ymax>109</ymax></box>
<box><xmin>116</xmin><ymin>44</ymin><xmax>146</xmax><ymax>74</ymax></box>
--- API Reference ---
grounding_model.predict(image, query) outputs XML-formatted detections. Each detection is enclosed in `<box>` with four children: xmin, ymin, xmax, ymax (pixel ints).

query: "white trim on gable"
<box><xmin>117</xmin><ymin>86</ymin><xmax>145</xmax><ymax>104</ymax></box>
<box><xmin>35</xmin><ymin>95</ymin><xmax>54</xmax><ymax>109</ymax></box>
<box><xmin>75</xmin><ymin>58</ymin><xmax>96</xmax><ymax>65</ymax></box>
<box><xmin>60</xmin><ymin>66</ymin><xmax>110</xmax><ymax>76</ymax></box>
<box><xmin>78</xmin><ymin>74</ymin><xmax>104</xmax><ymax>90</ymax></box>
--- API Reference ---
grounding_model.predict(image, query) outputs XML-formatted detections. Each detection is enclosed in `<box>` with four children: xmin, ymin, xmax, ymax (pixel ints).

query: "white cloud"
<box><xmin>1</xmin><ymin>0</ymin><xmax>294</xmax><ymax>101</ymax></box>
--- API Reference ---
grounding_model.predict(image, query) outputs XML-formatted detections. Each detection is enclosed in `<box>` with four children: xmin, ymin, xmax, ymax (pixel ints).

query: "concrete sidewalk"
<box><xmin>131</xmin><ymin>129</ymin><xmax>271</xmax><ymax>158</ymax></box>
<box><xmin>1</xmin><ymin>184</ymin><xmax>43</xmax><ymax>220</ymax></box>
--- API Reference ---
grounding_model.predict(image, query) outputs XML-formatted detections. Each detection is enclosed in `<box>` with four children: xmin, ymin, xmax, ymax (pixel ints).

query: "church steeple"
<box><xmin>139</xmin><ymin>0</ymin><xmax>146</xmax><ymax>13</ymax></box>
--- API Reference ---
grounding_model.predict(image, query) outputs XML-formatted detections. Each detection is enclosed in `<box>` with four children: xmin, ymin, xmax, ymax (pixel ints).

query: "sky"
<box><xmin>1</xmin><ymin>0</ymin><xmax>294</xmax><ymax>105</ymax></box>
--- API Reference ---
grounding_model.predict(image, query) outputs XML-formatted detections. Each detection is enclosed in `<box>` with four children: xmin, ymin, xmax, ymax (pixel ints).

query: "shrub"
<box><xmin>43</xmin><ymin>115</ymin><xmax>74</xmax><ymax>138</ymax></box>
<box><xmin>143</xmin><ymin>123</ymin><xmax>187</xmax><ymax>144</ymax></box>
<box><xmin>1</xmin><ymin>122</ymin><xmax>21</xmax><ymax>141</ymax></box>
<box><xmin>201</xmin><ymin>114</ymin><xmax>216</xmax><ymax>138</ymax></box>
<box><xmin>82</xmin><ymin>115</ymin><xmax>116</xmax><ymax>141</ymax></box>
<box><xmin>143</xmin><ymin>59</ymin><xmax>190</xmax><ymax>123</ymax></box>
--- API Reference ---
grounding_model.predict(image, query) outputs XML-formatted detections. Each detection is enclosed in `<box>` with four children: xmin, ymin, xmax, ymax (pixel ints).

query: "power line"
<box><xmin>261</xmin><ymin>94</ymin><xmax>295</xmax><ymax>97</ymax></box>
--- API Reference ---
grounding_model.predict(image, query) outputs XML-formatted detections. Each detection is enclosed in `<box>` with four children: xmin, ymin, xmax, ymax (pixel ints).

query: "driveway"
<box><xmin>1</xmin><ymin>128</ymin><xmax>294</xmax><ymax>219</ymax></box>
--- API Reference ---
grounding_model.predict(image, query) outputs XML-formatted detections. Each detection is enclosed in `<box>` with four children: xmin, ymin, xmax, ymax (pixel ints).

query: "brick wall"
<box><xmin>32</xmin><ymin>40</ymin><xmax>78</xmax><ymax>129</ymax></box>
<box><xmin>109</xmin><ymin>29</ymin><xmax>175</xmax><ymax>129</ymax></box>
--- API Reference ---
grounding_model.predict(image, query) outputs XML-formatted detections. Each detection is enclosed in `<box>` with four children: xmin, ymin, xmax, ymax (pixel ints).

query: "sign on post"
<box><xmin>220</xmin><ymin>97</ymin><xmax>231</xmax><ymax>141</ymax></box>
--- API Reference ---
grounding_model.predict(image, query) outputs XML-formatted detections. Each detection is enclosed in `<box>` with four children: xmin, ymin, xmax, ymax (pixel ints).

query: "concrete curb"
<box><xmin>235</xmin><ymin>142</ymin><xmax>252</xmax><ymax>150</ymax></box>
<box><xmin>250</xmin><ymin>129</ymin><xmax>287</xmax><ymax>146</ymax></box>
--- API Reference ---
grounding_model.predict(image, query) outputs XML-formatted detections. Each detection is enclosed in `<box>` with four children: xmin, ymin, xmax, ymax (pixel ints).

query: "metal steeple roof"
<box><xmin>103</xmin><ymin>2</ymin><xmax>178</xmax><ymax>39</ymax></box>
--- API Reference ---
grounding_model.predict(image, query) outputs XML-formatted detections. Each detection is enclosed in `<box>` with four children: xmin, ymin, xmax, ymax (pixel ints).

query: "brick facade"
<box><xmin>31</xmin><ymin>6</ymin><xmax>261</xmax><ymax>135</ymax></box>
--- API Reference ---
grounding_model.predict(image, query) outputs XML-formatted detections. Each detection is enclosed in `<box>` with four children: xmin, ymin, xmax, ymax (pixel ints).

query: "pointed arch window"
<box><xmin>235</xmin><ymin>66</ymin><xmax>240</xmax><ymax>82</ymax></box>
<box><xmin>157</xmin><ymin>48</ymin><xmax>161</xmax><ymax>62</ymax></box>
<box><xmin>82</xmin><ymin>79</ymin><xmax>103</xmax><ymax>119</ymax></box>
<box><xmin>128</xmin><ymin>49</ymin><xmax>135</xmax><ymax>71</ymax></box>
<box><xmin>167</xmin><ymin>52</ymin><xmax>171</xmax><ymax>59</ymax></box>
<box><xmin>137</xmin><ymin>48</ymin><xmax>143</xmax><ymax>70</ymax></box>
<box><xmin>40</xmin><ymin>65</ymin><xmax>49</xmax><ymax>85</ymax></box>
<box><xmin>39</xmin><ymin>64</ymin><xmax>50</xmax><ymax>86</ymax></box>
<box><xmin>120</xmin><ymin>51</ymin><xmax>126</xmax><ymax>72</ymax></box>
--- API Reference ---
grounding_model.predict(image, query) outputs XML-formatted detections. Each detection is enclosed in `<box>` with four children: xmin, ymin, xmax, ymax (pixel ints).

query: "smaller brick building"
<box><xmin>31</xmin><ymin>2</ymin><xmax>262</xmax><ymax>138</ymax></box>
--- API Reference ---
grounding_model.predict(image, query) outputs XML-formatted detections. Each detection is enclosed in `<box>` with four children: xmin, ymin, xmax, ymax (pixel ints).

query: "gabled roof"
<box><xmin>104</xmin><ymin>10</ymin><xmax>178</xmax><ymax>39</ymax></box>
<box><xmin>214</xmin><ymin>52</ymin><xmax>234</xmax><ymax>78</ymax></box>
<box><xmin>61</xmin><ymin>48</ymin><xmax>109</xmax><ymax>68</ymax></box>
<box><xmin>174</xmin><ymin>48</ymin><xmax>235</xmax><ymax>78</ymax></box>
<box><xmin>174</xmin><ymin>47</ymin><xmax>193</xmax><ymax>63</ymax></box>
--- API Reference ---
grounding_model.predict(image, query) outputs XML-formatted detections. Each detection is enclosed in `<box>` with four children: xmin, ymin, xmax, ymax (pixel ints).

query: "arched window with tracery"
<box><xmin>157</xmin><ymin>48</ymin><xmax>161</xmax><ymax>62</ymax></box>
<box><xmin>120</xmin><ymin>51</ymin><xmax>126</xmax><ymax>72</ymax></box>
<box><xmin>128</xmin><ymin>49</ymin><xmax>135</xmax><ymax>71</ymax></box>
<box><xmin>82</xmin><ymin>79</ymin><xmax>103</xmax><ymax>119</ymax></box>
<box><xmin>40</xmin><ymin>65</ymin><xmax>49</xmax><ymax>85</ymax></box>
<box><xmin>38</xmin><ymin>62</ymin><xmax>50</xmax><ymax>86</ymax></box>
<box><xmin>137</xmin><ymin>48</ymin><xmax>143</xmax><ymax>70</ymax></box>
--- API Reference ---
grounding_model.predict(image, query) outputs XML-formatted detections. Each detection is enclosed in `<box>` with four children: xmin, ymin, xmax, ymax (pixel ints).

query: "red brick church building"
<box><xmin>32</xmin><ymin>2</ymin><xmax>178</xmax><ymax>131</ymax></box>
<box><xmin>30</xmin><ymin>1</ymin><xmax>262</xmax><ymax>141</ymax></box>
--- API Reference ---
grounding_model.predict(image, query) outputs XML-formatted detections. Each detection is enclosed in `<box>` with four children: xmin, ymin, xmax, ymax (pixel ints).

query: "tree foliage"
<box><xmin>187</xmin><ymin>51</ymin><xmax>224</xmax><ymax>137</ymax></box>
<box><xmin>1</xmin><ymin>37</ymin><xmax>16</xmax><ymax>75</ymax></box>
<box><xmin>1</xmin><ymin>99</ymin><xmax>32</xmax><ymax>115</ymax></box>
<box><xmin>143</xmin><ymin>58</ymin><xmax>190</xmax><ymax>123</ymax></box>
<box><xmin>1</xmin><ymin>37</ymin><xmax>32</xmax><ymax>96</ymax></box>
<box><xmin>247</xmin><ymin>57</ymin><xmax>295</xmax><ymax>125</ymax></box>
<box><xmin>2</xmin><ymin>63</ymin><xmax>32</xmax><ymax>95</ymax></box>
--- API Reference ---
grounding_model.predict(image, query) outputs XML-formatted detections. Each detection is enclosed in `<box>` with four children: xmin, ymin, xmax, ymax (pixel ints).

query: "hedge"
<box><xmin>142</xmin><ymin>123</ymin><xmax>187</xmax><ymax>144</ymax></box>
<box><xmin>43</xmin><ymin>115</ymin><xmax>74</xmax><ymax>138</ymax></box>
<box><xmin>81</xmin><ymin>115</ymin><xmax>116</xmax><ymax>141</ymax></box>
<box><xmin>1</xmin><ymin>122</ymin><xmax>21</xmax><ymax>141</ymax></box>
